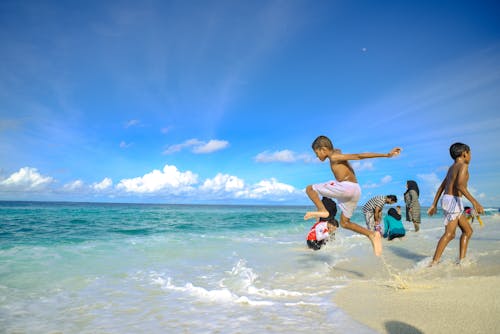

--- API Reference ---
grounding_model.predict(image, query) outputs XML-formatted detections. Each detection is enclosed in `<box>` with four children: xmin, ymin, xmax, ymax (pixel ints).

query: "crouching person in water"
<box><xmin>383</xmin><ymin>206</ymin><xmax>406</xmax><ymax>241</ymax></box>
<box><xmin>307</xmin><ymin>197</ymin><xmax>339</xmax><ymax>250</ymax></box>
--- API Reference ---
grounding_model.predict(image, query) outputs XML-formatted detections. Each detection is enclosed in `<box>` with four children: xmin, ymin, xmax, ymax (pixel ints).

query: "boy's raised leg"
<box><xmin>304</xmin><ymin>185</ymin><xmax>329</xmax><ymax>220</ymax></box>
<box><xmin>369</xmin><ymin>231</ymin><xmax>383</xmax><ymax>257</ymax></box>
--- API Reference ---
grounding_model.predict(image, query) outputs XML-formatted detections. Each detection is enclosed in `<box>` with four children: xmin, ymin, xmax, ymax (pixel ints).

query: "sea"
<box><xmin>1</xmin><ymin>201</ymin><xmax>499</xmax><ymax>334</ymax></box>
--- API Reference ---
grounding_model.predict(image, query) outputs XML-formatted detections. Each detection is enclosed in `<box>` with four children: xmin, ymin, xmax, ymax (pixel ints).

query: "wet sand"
<box><xmin>332</xmin><ymin>216</ymin><xmax>500</xmax><ymax>333</ymax></box>
<box><xmin>335</xmin><ymin>275</ymin><xmax>500</xmax><ymax>333</ymax></box>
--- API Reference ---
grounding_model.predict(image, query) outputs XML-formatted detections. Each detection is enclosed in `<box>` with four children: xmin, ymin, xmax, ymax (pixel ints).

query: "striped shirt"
<box><xmin>362</xmin><ymin>196</ymin><xmax>386</xmax><ymax>214</ymax></box>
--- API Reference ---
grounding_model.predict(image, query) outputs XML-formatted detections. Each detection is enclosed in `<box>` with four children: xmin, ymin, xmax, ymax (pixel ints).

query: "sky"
<box><xmin>1</xmin><ymin>0</ymin><xmax>500</xmax><ymax>207</ymax></box>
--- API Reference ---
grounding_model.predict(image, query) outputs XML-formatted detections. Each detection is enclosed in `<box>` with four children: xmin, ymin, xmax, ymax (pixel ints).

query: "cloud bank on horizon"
<box><xmin>0</xmin><ymin>165</ymin><xmax>303</xmax><ymax>204</ymax></box>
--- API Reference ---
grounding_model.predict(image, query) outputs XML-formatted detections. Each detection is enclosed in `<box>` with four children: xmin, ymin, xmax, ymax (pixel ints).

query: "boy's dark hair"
<box><xmin>312</xmin><ymin>135</ymin><xmax>333</xmax><ymax>150</ymax></box>
<box><xmin>319</xmin><ymin>197</ymin><xmax>338</xmax><ymax>224</ymax></box>
<box><xmin>386</xmin><ymin>195</ymin><xmax>397</xmax><ymax>203</ymax></box>
<box><xmin>449</xmin><ymin>142</ymin><xmax>470</xmax><ymax>160</ymax></box>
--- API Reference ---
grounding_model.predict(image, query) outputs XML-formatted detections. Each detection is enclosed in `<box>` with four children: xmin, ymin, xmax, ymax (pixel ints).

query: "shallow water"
<box><xmin>1</xmin><ymin>202</ymin><xmax>498</xmax><ymax>333</ymax></box>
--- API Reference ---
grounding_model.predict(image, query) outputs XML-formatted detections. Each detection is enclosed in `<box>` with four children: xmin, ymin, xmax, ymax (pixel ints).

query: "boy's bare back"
<box><xmin>444</xmin><ymin>162</ymin><xmax>469</xmax><ymax>197</ymax></box>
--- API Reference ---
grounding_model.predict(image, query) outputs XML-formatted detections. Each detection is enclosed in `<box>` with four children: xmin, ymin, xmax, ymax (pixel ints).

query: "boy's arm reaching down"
<box><xmin>456</xmin><ymin>165</ymin><xmax>484</xmax><ymax>214</ymax></box>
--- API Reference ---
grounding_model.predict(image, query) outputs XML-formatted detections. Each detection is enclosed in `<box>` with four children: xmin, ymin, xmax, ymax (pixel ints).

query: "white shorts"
<box><xmin>312</xmin><ymin>181</ymin><xmax>361</xmax><ymax>218</ymax></box>
<box><xmin>441</xmin><ymin>194</ymin><xmax>464</xmax><ymax>225</ymax></box>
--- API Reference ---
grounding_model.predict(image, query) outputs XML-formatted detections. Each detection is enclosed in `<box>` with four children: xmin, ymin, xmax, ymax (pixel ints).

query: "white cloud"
<box><xmin>120</xmin><ymin>141</ymin><xmax>132</xmax><ymax>148</ymax></box>
<box><xmin>236</xmin><ymin>178</ymin><xmax>299</xmax><ymax>200</ymax></box>
<box><xmin>255</xmin><ymin>150</ymin><xmax>312</xmax><ymax>163</ymax></box>
<box><xmin>467</xmin><ymin>186</ymin><xmax>487</xmax><ymax>201</ymax></box>
<box><xmin>381</xmin><ymin>175</ymin><xmax>392</xmax><ymax>184</ymax></box>
<box><xmin>0</xmin><ymin>164</ymin><xmax>305</xmax><ymax>203</ymax></box>
<box><xmin>255</xmin><ymin>150</ymin><xmax>294</xmax><ymax>162</ymax></box>
<box><xmin>163</xmin><ymin>138</ymin><xmax>229</xmax><ymax>155</ymax></box>
<box><xmin>125</xmin><ymin>119</ymin><xmax>140</xmax><ymax>128</ymax></box>
<box><xmin>0</xmin><ymin>167</ymin><xmax>53</xmax><ymax>191</ymax></box>
<box><xmin>198</xmin><ymin>173</ymin><xmax>301</xmax><ymax>202</ymax></box>
<box><xmin>93</xmin><ymin>177</ymin><xmax>113</xmax><ymax>191</ymax></box>
<box><xmin>351</xmin><ymin>161</ymin><xmax>374</xmax><ymax>171</ymax></box>
<box><xmin>252</xmin><ymin>178</ymin><xmax>296</xmax><ymax>195</ymax></box>
<box><xmin>63</xmin><ymin>180</ymin><xmax>84</xmax><ymax>191</ymax></box>
<box><xmin>192</xmin><ymin>139</ymin><xmax>229</xmax><ymax>154</ymax></box>
<box><xmin>417</xmin><ymin>172</ymin><xmax>441</xmax><ymax>190</ymax></box>
<box><xmin>116</xmin><ymin>165</ymin><xmax>198</xmax><ymax>194</ymax></box>
<box><xmin>200</xmin><ymin>173</ymin><xmax>245</xmax><ymax>193</ymax></box>
<box><xmin>363</xmin><ymin>175</ymin><xmax>392</xmax><ymax>189</ymax></box>
<box><xmin>161</xmin><ymin>126</ymin><xmax>172</xmax><ymax>134</ymax></box>
<box><xmin>163</xmin><ymin>139</ymin><xmax>198</xmax><ymax>154</ymax></box>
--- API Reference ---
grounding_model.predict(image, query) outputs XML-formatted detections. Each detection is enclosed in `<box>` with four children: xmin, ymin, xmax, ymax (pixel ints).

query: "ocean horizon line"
<box><xmin>2</xmin><ymin>199</ymin><xmax>498</xmax><ymax>211</ymax></box>
<box><xmin>0</xmin><ymin>199</ymin><xmax>313</xmax><ymax>208</ymax></box>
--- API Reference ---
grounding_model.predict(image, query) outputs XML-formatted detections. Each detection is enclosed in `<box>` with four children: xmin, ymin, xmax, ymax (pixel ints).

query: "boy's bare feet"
<box><xmin>428</xmin><ymin>260</ymin><xmax>439</xmax><ymax>267</ymax></box>
<box><xmin>304</xmin><ymin>210</ymin><xmax>329</xmax><ymax>220</ymax></box>
<box><xmin>368</xmin><ymin>232</ymin><xmax>383</xmax><ymax>256</ymax></box>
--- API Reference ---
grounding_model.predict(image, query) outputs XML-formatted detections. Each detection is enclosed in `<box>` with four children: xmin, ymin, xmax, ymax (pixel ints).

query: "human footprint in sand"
<box><xmin>304</xmin><ymin>135</ymin><xmax>401</xmax><ymax>256</ymax></box>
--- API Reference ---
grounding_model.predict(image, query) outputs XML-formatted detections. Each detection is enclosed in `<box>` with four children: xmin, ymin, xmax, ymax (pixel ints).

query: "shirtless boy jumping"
<box><xmin>304</xmin><ymin>135</ymin><xmax>401</xmax><ymax>256</ymax></box>
<box><xmin>427</xmin><ymin>142</ymin><xmax>484</xmax><ymax>266</ymax></box>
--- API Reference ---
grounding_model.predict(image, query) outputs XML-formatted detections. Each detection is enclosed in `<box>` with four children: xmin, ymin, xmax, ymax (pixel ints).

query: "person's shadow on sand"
<box><xmin>388</xmin><ymin>246</ymin><xmax>427</xmax><ymax>262</ymax></box>
<box><xmin>385</xmin><ymin>320</ymin><xmax>423</xmax><ymax>334</ymax></box>
<box><xmin>328</xmin><ymin>264</ymin><xmax>365</xmax><ymax>278</ymax></box>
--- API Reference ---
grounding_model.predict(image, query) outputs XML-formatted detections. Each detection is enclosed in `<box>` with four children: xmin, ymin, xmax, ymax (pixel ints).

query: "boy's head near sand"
<box><xmin>319</xmin><ymin>197</ymin><xmax>339</xmax><ymax>229</ymax></box>
<box><xmin>449</xmin><ymin>142</ymin><xmax>470</xmax><ymax>161</ymax></box>
<box><xmin>306</xmin><ymin>197</ymin><xmax>339</xmax><ymax>251</ymax></box>
<box><xmin>319</xmin><ymin>197</ymin><xmax>337</xmax><ymax>219</ymax></box>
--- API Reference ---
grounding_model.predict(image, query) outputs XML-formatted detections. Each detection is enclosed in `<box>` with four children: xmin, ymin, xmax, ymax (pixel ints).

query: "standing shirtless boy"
<box><xmin>427</xmin><ymin>142</ymin><xmax>484</xmax><ymax>266</ymax></box>
<box><xmin>304</xmin><ymin>135</ymin><xmax>401</xmax><ymax>256</ymax></box>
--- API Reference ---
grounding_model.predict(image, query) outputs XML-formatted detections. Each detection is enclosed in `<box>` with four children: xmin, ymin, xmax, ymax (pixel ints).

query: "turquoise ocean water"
<box><xmin>1</xmin><ymin>201</ymin><xmax>499</xmax><ymax>333</ymax></box>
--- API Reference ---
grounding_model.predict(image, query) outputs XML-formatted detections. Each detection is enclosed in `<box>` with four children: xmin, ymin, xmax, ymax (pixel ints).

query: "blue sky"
<box><xmin>1</xmin><ymin>0</ymin><xmax>499</xmax><ymax>206</ymax></box>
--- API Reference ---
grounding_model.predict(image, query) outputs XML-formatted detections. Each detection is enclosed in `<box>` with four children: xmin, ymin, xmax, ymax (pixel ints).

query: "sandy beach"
<box><xmin>333</xmin><ymin>216</ymin><xmax>500</xmax><ymax>334</ymax></box>
<box><xmin>335</xmin><ymin>275</ymin><xmax>500</xmax><ymax>334</ymax></box>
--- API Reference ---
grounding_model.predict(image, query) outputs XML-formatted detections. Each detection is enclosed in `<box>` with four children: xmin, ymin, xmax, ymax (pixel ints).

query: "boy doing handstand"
<box><xmin>304</xmin><ymin>135</ymin><xmax>401</xmax><ymax>256</ymax></box>
<box><xmin>427</xmin><ymin>142</ymin><xmax>484</xmax><ymax>266</ymax></box>
<box><xmin>306</xmin><ymin>197</ymin><xmax>339</xmax><ymax>251</ymax></box>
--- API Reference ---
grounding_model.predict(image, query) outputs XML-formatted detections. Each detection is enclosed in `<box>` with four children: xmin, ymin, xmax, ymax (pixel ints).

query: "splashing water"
<box><xmin>380</xmin><ymin>255</ymin><xmax>411</xmax><ymax>290</ymax></box>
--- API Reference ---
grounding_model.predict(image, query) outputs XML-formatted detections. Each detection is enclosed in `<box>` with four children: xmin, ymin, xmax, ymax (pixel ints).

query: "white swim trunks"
<box><xmin>312</xmin><ymin>181</ymin><xmax>361</xmax><ymax>218</ymax></box>
<box><xmin>441</xmin><ymin>194</ymin><xmax>464</xmax><ymax>225</ymax></box>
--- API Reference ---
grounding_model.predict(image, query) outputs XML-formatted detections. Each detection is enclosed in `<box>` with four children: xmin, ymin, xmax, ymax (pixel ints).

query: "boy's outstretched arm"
<box><xmin>330</xmin><ymin>147</ymin><xmax>401</xmax><ymax>161</ymax></box>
